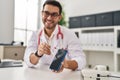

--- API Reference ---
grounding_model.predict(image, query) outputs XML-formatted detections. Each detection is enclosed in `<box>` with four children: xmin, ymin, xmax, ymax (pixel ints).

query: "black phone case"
<box><xmin>49</xmin><ymin>49</ymin><xmax>67</xmax><ymax>71</ymax></box>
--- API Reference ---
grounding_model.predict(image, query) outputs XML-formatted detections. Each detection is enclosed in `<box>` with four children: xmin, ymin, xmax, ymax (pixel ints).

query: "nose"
<box><xmin>47</xmin><ymin>15</ymin><xmax>53</xmax><ymax>20</ymax></box>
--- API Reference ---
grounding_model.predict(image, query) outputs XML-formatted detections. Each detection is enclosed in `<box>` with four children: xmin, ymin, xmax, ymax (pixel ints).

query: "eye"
<box><xmin>52</xmin><ymin>13</ymin><xmax>59</xmax><ymax>17</ymax></box>
<box><xmin>44</xmin><ymin>11</ymin><xmax>50</xmax><ymax>15</ymax></box>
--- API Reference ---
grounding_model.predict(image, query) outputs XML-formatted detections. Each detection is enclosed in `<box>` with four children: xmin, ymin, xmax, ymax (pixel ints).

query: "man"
<box><xmin>24</xmin><ymin>0</ymin><xmax>86</xmax><ymax>72</ymax></box>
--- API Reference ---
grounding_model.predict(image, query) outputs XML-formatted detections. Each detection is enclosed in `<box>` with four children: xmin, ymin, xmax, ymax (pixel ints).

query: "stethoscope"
<box><xmin>38</xmin><ymin>25</ymin><xmax>64</xmax><ymax>49</ymax></box>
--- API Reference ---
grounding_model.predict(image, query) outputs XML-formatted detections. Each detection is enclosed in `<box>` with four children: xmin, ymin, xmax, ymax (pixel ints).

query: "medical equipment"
<box><xmin>82</xmin><ymin>69</ymin><xmax>111</xmax><ymax>80</ymax></box>
<box><xmin>38</xmin><ymin>25</ymin><xmax>63</xmax><ymax>45</ymax></box>
<box><xmin>82</xmin><ymin>69</ymin><xmax>120</xmax><ymax>80</ymax></box>
<box><xmin>82</xmin><ymin>65</ymin><xmax>109</xmax><ymax>80</ymax></box>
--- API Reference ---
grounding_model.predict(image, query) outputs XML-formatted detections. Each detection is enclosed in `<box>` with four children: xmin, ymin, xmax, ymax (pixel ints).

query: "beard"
<box><xmin>45</xmin><ymin>23</ymin><xmax>56</xmax><ymax>30</ymax></box>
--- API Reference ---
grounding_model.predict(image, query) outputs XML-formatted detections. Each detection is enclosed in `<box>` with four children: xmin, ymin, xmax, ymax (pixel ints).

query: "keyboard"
<box><xmin>0</xmin><ymin>60</ymin><xmax>23</xmax><ymax>68</ymax></box>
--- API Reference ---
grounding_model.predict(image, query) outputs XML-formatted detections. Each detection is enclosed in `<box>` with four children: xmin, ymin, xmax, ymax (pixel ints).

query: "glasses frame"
<box><xmin>42</xmin><ymin>11</ymin><xmax>60</xmax><ymax>19</ymax></box>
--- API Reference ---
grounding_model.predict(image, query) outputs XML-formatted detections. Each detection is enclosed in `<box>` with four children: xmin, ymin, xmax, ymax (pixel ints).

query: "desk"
<box><xmin>0</xmin><ymin>63</ymin><xmax>83</xmax><ymax>80</ymax></box>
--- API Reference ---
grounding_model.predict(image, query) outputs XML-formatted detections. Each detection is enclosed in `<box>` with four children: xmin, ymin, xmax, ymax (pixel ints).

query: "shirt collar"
<box><xmin>43</xmin><ymin>24</ymin><xmax>59</xmax><ymax>39</ymax></box>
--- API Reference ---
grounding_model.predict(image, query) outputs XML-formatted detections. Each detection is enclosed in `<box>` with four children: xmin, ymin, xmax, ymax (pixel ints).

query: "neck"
<box><xmin>44</xmin><ymin>28</ymin><xmax>54</xmax><ymax>37</ymax></box>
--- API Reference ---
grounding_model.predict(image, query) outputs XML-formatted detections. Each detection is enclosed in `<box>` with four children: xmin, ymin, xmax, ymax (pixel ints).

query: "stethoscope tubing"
<box><xmin>38</xmin><ymin>25</ymin><xmax>64</xmax><ymax>48</ymax></box>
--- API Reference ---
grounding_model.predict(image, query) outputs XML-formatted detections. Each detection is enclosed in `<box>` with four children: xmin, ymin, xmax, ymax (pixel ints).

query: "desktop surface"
<box><xmin>0</xmin><ymin>63</ymin><xmax>83</xmax><ymax>80</ymax></box>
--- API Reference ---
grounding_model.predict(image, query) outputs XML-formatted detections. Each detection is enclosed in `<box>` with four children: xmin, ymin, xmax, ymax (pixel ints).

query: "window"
<box><xmin>14</xmin><ymin>0</ymin><xmax>39</xmax><ymax>46</ymax></box>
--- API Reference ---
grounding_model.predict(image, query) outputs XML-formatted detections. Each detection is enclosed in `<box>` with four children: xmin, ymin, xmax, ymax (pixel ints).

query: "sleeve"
<box><xmin>24</xmin><ymin>31</ymin><xmax>38</xmax><ymax>67</ymax></box>
<box><xmin>65</xmin><ymin>30</ymin><xmax>86</xmax><ymax>70</ymax></box>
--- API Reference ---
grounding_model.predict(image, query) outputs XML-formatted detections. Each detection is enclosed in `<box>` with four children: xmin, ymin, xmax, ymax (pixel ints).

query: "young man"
<box><xmin>24</xmin><ymin>0</ymin><xmax>86</xmax><ymax>72</ymax></box>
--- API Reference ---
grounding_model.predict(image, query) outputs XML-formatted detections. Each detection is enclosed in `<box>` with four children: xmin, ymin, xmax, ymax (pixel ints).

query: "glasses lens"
<box><xmin>52</xmin><ymin>13</ymin><xmax>59</xmax><ymax>18</ymax></box>
<box><xmin>42</xmin><ymin>11</ymin><xmax>49</xmax><ymax>17</ymax></box>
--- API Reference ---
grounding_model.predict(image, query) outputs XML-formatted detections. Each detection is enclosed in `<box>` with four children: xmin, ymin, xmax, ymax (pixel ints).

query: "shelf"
<box><xmin>83</xmin><ymin>48</ymin><xmax>114</xmax><ymax>52</ymax></box>
<box><xmin>115</xmin><ymin>49</ymin><xmax>120</xmax><ymax>54</ymax></box>
<box><xmin>72</xmin><ymin>26</ymin><xmax>120</xmax><ymax>30</ymax></box>
<box><xmin>71</xmin><ymin>26</ymin><xmax>120</xmax><ymax>72</ymax></box>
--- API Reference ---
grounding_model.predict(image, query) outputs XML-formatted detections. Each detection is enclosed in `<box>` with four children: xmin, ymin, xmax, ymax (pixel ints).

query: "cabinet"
<box><xmin>69</xmin><ymin>16</ymin><xmax>81</xmax><ymax>28</ymax></box>
<box><xmin>71</xmin><ymin>26</ymin><xmax>120</xmax><ymax>72</ymax></box>
<box><xmin>0</xmin><ymin>46</ymin><xmax>26</xmax><ymax>60</ymax></box>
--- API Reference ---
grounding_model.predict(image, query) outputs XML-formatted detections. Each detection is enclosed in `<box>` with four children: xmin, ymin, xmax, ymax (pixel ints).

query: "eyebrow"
<box><xmin>43</xmin><ymin>10</ymin><xmax>59</xmax><ymax>14</ymax></box>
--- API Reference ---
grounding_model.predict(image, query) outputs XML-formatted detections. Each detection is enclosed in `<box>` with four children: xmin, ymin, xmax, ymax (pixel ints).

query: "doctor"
<box><xmin>24</xmin><ymin>0</ymin><xmax>86</xmax><ymax>72</ymax></box>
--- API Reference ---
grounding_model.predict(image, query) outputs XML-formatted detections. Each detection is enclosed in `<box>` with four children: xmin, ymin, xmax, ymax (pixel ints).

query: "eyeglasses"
<box><xmin>42</xmin><ymin>11</ymin><xmax>60</xmax><ymax>18</ymax></box>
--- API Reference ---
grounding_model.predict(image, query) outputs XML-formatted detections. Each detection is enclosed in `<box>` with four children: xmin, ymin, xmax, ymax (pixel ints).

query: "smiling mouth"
<box><xmin>47</xmin><ymin>21</ymin><xmax>52</xmax><ymax>24</ymax></box>
<box><xmin>46</xmin><ymin>20</ymin><xmax>53</xmax><ymax>24</ymax></box>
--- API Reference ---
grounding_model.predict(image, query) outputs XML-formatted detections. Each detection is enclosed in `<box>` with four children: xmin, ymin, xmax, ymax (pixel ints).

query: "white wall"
<box><xmin>61</xmin><ymin>0</ymin><xmax>120</xmax><ymax>23</ymax></box>
<box><xmin>0</xmin><ymin>0</ymin><xmax>14</xmax><ymax>43</ymax></box>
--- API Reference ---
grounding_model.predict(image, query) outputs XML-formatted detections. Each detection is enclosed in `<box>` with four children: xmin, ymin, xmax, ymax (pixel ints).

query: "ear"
<box><xmin>58</xmin><ymin>15</ymin><xmax>62</xmax><ymax>22</ymax></box>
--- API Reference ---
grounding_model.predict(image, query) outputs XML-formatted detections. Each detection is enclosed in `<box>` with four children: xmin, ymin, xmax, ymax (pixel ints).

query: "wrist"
<box><xmin>35</xmin><ymin>51</ymin><xmax>43</xmax><ymax>58</ymax></box>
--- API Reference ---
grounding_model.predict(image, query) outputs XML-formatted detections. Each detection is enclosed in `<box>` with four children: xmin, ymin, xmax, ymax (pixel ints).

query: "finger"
<box><xmin>51</xmin><ymin>65</ymin><xmax>64</xmax><ymax>73</ymax></box>
<box><xmin>38</xmin><ymin>46</ymin><xmax>51</xmax><ymax>55</ymax></box>
<box><xmin>52</xmin><ymin>70</ymin><xmax>61</xmax><ymax>73</ymax></box>
<box><xmin>44</xmin><ymin>48</ymin><xmax>51</xmax><ymax>54</ymax></box>
<box><xmin>44</xmin><ymin>43</ymin><xmax>50</xmax><ymax>49</ymax></box>
<box><xmin>38</xmin><ymin>43</ymin><xmax>44</xmax><ymax>49</ymax></box>
<box><xmin>38</xmin><ymin>42</ymin><xmax>51</xmax><ymax>55</ymax></box>
<box><xmin>62</xmin><ymin>59</ymin><xmax>69</xmax><ymax>68</ymax></box>
<box><xmin>43</xmin><ymin>43</ymin><xmax>51</xmax><ymax>55</ymax></box>
<box><xmin>57</xmin><ymin>65</ymin><xmax>64</xmax><ymax>73</ymax></box>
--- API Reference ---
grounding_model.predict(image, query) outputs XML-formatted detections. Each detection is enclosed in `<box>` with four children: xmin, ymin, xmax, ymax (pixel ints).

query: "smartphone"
<box><xmin>49</xmin><ymin>49</ymin><xmax>67</xmax><ymax>71</ymax></box>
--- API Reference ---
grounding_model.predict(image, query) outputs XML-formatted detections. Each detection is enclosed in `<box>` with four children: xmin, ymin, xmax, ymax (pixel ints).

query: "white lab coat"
<box><xmin>24</xmin><ymin>25</ymin><xmax>86</xmax><ymax>70</ymax></box>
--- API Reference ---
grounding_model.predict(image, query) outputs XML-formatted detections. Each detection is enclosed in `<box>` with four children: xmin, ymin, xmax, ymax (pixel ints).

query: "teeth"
<box><xmin>47</xmin><ymin>21</ymin><xmax>52</xmax><ymax>24</ymax></box>
<box><xmin>47</xmin><ymin>21</ymin><xmax>51</xmax><ymax>23</ymax></box>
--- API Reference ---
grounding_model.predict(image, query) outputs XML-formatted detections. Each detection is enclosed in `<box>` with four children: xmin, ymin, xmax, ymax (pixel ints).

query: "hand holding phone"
<box><xmin>49</xmin><ymin>49</ymin><xmax>67</xmax><ymax>71</ymax></box>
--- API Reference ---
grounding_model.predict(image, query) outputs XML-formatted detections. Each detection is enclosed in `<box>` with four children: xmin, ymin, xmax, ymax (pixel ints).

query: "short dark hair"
<box><xmin>43</xmin><ymin>0</ymin><xmax>62</xmax><ymax>14</ymax></box>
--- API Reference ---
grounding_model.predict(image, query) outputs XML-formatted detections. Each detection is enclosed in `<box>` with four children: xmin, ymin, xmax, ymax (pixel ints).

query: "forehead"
<box><xmin>43</xmin><ymin>4</ymin><xmax>59</xmax><ymax>13</ymax></box>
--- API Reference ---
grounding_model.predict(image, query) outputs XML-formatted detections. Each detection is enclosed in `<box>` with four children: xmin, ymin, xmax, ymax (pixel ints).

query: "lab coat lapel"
<box><xmin>41</xmin><ymin>32</ymin><xmax>47</xmax><ymax>43</ymax></box>
<box><xmin>37</xmin><ymin>28</ymin><xmax>47</xmax><ymax>44</ymax></box>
